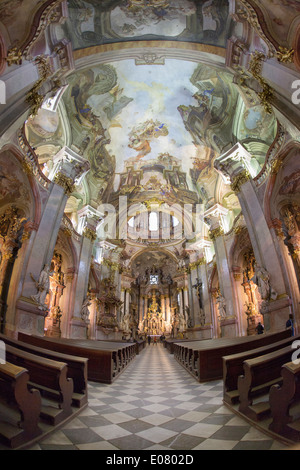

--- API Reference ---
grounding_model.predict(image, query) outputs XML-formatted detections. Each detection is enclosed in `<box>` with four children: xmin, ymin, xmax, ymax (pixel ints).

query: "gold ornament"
<box><xmin>276</xmin><ymin>47</ymin><xmax>294</xmax><ymax>64</ymax></box>
<box><xmin>231</xmin><ymin>170</ymin><xmax>251</xmax><ymax>194</ymax></box>
<box><xmin>53</xmin><ymin>173</ymin><xmax>75</xmax><ymax>196</ymax></box>
<box><xmin>6</xmin><ymin>47</ymin><xmax>23</xmax><ymax>66</ymax></box>
<box><xmin>209</xmin><ymin>227</ymin><xmax>224</xmax><ymax>241</ymax></box>
<box><xmin>83</xmin><ymin>227</ymin><xmax>97</xmax><ymax>242</ymax></box>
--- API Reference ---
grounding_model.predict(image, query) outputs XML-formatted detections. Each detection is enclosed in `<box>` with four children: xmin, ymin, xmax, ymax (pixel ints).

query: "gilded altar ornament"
<box><xmin>276</xmin><ymin>47</ymin><xmax>295</xmax><ymax>64</ymax></box>
<box><xmin>53</xmin><ymin>172</ymin><xmax>75</xmax><ymax>196</ymax></box>
<box><xmin>231</xmin><ymin>170</ymin><xmax>251</xmax><ymax>194</ymax></box>
<box><xmin>6</xmin><ymin>47</ymin><xmax>23</xmax><ymax>66</ymax></box>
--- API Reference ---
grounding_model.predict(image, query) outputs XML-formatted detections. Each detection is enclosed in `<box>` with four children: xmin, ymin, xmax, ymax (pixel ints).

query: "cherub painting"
<box><xmin>128</xmin><ymin>120</ymin><xmax>169</xmax><ymax>160</ymax></box>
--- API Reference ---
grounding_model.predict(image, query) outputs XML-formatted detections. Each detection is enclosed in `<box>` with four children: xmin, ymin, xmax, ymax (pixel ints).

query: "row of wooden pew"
<box><xmin>223</xmin><ymin>333</ymin><xmax>300</xmax><ymax>443</ymax></box>
<box><xmin>171</xmin><ymin>329</ymin><xmax>300</xmax><ymax>444</ymax></box>
<box><xmin>0</xmin><ymin>333</ymin><xmax>141</xmax><ymax>449</ymax></box>
<box><xmin>172</xmin><ymin>329</ymin><xmax>292</xmax><ymax>383</ymax></box>
<box><xmin>18</xmin><ymin>334</ymin><xmax>138</xmax><ymax>384</ymax></box>
<box><xmin>0</xmin><ymin>332</ymin><xmax>88</xmax><ymax>449</ymax></box>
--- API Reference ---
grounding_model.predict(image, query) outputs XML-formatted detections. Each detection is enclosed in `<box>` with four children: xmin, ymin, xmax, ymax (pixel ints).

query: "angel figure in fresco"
<box><xmin>128</xmin><ymin>120</ymin><xmax>169</xmax><ymax>160</ymax></box>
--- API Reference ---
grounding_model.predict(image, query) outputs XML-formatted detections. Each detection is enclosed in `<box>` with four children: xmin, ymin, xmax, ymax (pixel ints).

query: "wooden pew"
<box><xmin>223</xmin><ymin>334</ymin><xmax>299</xmax><ymax>405</ymax></box>
<box><xmin>5</xmin><ymin>344</ymin><xmax>73</xmax><ymax>426</ymax></box>
<box><xmin>6</xmin><ymin>333</ymin><xmax>88</xmax><ymax>408</ymax></box>
<box><xmin>0</xmin><ymin>362</ymin><xmax>42</xmax><ymax>449</ymax></box>
<box><xmin>15</xmin><ymin>335</ymin><xmax>135</xmax><ymax>384</ymax></box>
<box><xmin>173</xmin><ymin>329</ymin><xmax>292</xmax><ymax>383</ymax></box>
<box><xmin>237</xmin><ymin>345</ymin><xmax>295</xmax><ymax>421</ymax></box>
<box><xmin>135</xmin><ymin>339</ymin><xmax>146</xmax><ymax>355</ymax></box>
<box><xmin>269</xmin><ymin>361</ymin><xmax>300</xmax><ymax>441</ymax></box>
<box><xmin>164</xmin><ymin>338</ymin><xmax>193</xmax><ymax>355</ymax></box>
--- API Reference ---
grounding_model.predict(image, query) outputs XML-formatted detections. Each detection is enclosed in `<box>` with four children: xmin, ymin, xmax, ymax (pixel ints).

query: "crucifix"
<box><xmin>192</xmin><ymin>278</ymin><xmax>203</xmax><ymax>310</ymax></box>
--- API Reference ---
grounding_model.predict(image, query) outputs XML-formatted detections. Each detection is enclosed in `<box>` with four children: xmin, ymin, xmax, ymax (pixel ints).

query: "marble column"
<box><xmin>119</xmin><ymin>288</ymin><xmax>126</xmax><ymax>329</ymax></box>
<box><xmin>183</xmin><ymin>288</ymin><xmax>189</xmax><ymax>314</ymax></box>
<box><xmin>16</xmin><ymin>148</ymin><xmax>90</xmax><ymax>336</ymax></box>
<box><xmin>139</xmin><ymin>294</ymin><xmax>144</xmax><ymax>329</ymax></box>
<box><xmin>69</xmin><ymin>205</ymin><xmax>102</xmax><ymax>339</ymax></box>
<box><xmin>161</xmin><ymin>294</ymin><xmax>165</xmax><ymax>320</ymax></box>
<box><xmin>215</xmin><ymin>144</ymin><xmax>291</xmax><ymax>332</ymax></box>
<box><xmin>166</xmin><ymin>296</ymin><xmax>171</xmax><ymax>325</ymax></box>
<box><xmin>205</xmin><ymin>204</ymin><xmax>238</xmax><ymax>338</ymax></box>
<box><xmin>189</xmin><ymin>256</ymin><xmax>202</xmax><ymax>327</ymax></box>
<box><xmin>197</xmin><ymin>259</ymin><xmax>213</xmax><ymax>336</ymax></box>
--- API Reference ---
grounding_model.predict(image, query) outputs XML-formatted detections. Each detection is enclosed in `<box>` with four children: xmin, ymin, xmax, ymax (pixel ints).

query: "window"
<box><xmin>150</xmin><ymin>275</ymin><xmax>159</xmax><ymax>285</ymax></box>
<box><xmin>149</xmin><ymin>212</ymin><xmax>158</xmax><ymax>231</ymax></box>
<box><xmin>128</xmin><ymin>217</ymin><xmax>135</xmax><ymax>228</ymax></box>
<box><xmin>172</xmin><ymin>216</ymin><xmax>179</xmax><ymax>227</ymax></box>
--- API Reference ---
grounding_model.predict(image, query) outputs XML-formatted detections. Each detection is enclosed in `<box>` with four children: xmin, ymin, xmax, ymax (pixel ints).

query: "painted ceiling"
<box><xmin>24</xmin><ymin>0</ymin><xmax>280</xmax><ymax>235</ymax></box>
<box><xmin>63</xmin><ymin>0</ymin><xmax>231</xmax><ymax>50</ymax></box>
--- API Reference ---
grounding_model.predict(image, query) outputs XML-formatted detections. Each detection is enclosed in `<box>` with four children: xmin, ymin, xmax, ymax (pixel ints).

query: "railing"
<box><xmin>17</xmin><ymin>125</ymin><xmax>52</xmax><ymax>191</ymax></box>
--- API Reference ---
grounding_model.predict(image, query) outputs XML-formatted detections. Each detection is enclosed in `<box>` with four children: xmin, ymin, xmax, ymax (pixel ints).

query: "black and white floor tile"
<box><xmin>28</xmin><ymin>344</ymin><xmax>289</xmax><ymax>451</ymax></box>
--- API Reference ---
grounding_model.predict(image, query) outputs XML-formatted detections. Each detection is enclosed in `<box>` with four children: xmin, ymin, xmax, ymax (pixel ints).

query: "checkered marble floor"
<box><xmin>28</xmin><ymin>344</ymin><xmax>289</xmax><ymax>451</ymax></box>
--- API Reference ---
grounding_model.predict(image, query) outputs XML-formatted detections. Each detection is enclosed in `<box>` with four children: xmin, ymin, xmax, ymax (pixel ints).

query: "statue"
<box><xmin>81</xmin><ymin>296</ymin><xmax>92</xmax><ymax>323</ymax></box>
<box><xmin>121</xmin><ymin>310</ymin><xmax>131</xmax><ymax>333</ymax></box>
<box><xmin>178</xmin><ymin>258</ymin><xmax>186</xmax><ymax>270</ymax></box>
<box><xmin>178</xmin><ymin>312</ymin><xmax>187</xmax><ymax>333</ymax></box>
<box><xmin>185</xmin><ymin>305</ymin><xmax>193</xmax><ymax>328</ymax></box>
<box><xmin>31</xmin><ymin>264</ymin><xmax>51</xmax><ymax>310</ymax></box>
<box><xmin>251</xmin><ymin>265</ymin><xmax>276</xmax><ymax>301</ymax></box>
<box><xmin>216</xmin><ymin>292</ymin><xmax>226</xmax><ymax>320</ymax></box>
<box><xmin>192</xmin><ymin>278</ymin><xmax>203</xmax><ymax>309</ymax></box>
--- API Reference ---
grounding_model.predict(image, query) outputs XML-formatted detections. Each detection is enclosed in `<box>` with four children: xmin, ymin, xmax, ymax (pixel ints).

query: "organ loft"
<box><xmin>0</xmin><ymin>0</ymin><xmax>300</xmax><ymax>453</ymax></box>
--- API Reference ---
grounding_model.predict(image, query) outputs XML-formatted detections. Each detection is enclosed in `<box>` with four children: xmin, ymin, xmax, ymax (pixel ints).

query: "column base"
<box><xmin>45</xmin><ymin>317</ymin><xmax>62</xmax><ymax>338</ymax></box>
<box><xmin>247</xmin><ymin>314</ymin><xmax>263</xmax><ymax>336</ymax></box>
<box><xmin>96</xmin><ymin>326</ymin><xmax>123</xmax><ymax>341</ymax></box>
<box><xmin>69</xmin><ymin>318</ymin><xmax>89</xmax><ymax>339</ymax></box>
<box><xmin>219</xmin><ymin>316</ymin><xmax>237</xmax><ymax>338</ymax></box>
<box><xmin>187</xmin><ymin>324</ymin><xmax>213</xmax><ymax>340</ymax></box>
<box><xmin>260</xmin><ymin>296</ymin><xmax>292</xmax><ymax>332</ymax></box>
<box><xmin>16</xmin><ymin>297</ymin><xmax>48</xmax><ymax>336</ymax></box>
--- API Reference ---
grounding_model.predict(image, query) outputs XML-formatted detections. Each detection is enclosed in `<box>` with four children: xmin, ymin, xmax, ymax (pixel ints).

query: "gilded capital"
<box><xmin>54</xmin><ymin>172</ymin><xmax>75</xmax><ymax>196</ymax></box>
<box><xmin>83</xmin><ymin>227</ymin><xmax>97</xmax><ymax>242</ymax></box>
<box><xmin>231</xmin><ymin>170</ymin><xmax>251</xmax><ymax>194</ymax></box>
<box><xmin>209</xmin><ymin>226</ymin><xmax>224</xmax><ymax>241</ymax></box>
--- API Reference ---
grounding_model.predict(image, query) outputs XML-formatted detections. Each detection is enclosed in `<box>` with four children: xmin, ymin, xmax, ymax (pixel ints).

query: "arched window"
<box><xmin>149</xmin><ymin>212</ymin><xmax>158</xmax><ymax>232</ymax></box>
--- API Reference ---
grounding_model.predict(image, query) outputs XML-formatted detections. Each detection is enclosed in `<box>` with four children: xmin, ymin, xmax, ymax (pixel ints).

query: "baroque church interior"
<box><xmin>0</xmin><ymin>0</ymin><xmax>300</xmax><ymax>452</ymax></box>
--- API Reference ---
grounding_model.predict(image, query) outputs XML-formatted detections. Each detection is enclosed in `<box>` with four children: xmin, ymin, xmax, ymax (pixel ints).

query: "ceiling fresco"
<box><xmin>64</xmin><ymin>0</ymin><xmax>232</xmax><ymax>50</ymax></box>
<box><xmin>22</xmin><ymin>0</ymin><xmax>281</xmax><ymax>239</ymax></box>
<box><xmin>26</xmin><ymin>54</ymin><xmax>278</xmax><ymax>220</ymax></box>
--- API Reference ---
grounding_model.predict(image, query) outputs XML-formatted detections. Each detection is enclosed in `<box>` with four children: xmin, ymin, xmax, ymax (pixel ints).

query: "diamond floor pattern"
<box><xmin>27</xmin><ymin>343</ymin><xmax>289</xmax><ymax>451</ymax></box>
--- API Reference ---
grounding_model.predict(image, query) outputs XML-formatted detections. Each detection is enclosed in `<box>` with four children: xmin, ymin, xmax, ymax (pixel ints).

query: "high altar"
<box><xmin>143</xmin><ymin>290</ymin><xmax>166</xmax><ymax>336</ymax></box>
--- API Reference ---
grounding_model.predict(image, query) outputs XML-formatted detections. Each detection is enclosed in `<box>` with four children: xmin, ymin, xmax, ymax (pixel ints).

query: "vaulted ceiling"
<box><xmin>24</xmin><ymin>0</ymin><xmax>287</xmax><ymax>236</ymax></box>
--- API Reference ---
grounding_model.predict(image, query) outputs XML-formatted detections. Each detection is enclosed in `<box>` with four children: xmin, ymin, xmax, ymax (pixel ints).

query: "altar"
<box><xmin>142</xmin><ymin>291</ymin><xmax>167</xmax><ymax>336</ymax></box>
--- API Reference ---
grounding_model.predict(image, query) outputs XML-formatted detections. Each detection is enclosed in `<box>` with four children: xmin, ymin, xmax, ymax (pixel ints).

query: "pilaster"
<box><xmin>16</xmin><ymin>149</ymin><xmax>90</xmax><ymax>336</ymax></box>
<box><xmin>215</xmin><ymin>143</ymin><xmax>291</xmax><ymax>332</ymax></box>
<box><xmin>69</xmin><ymin>205</ymin><xmax>103</xmax><ymax>339</ymax></box>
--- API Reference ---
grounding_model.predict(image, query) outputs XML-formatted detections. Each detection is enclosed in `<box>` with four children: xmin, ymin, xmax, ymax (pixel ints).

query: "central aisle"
<box><xmin>32</xmin><ymin>343</ymin><xmax>287</xmax><ymax>450</ymax></box>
